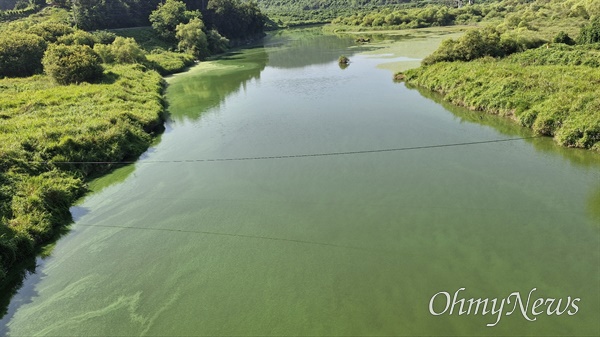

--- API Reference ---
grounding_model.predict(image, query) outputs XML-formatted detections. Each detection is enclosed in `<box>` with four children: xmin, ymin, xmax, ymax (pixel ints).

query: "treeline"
<box><xmin>332</xmin><ymin>0</ymin><xmax>599</xmax><ymax>28</ymax></box>
<box><xmin>400</xmin><ymin>8</ymin><xmax>600</xmax><ymax>151</ymax></box>
<box><xmin>0</xmin><ymin>0</ymin><xmax>44</xmax><ymax>21</ymax></box>
<box><xmin>258</xmin><ymin>0</ymin><xmax>436</xmax><ymax>26</ymax></box>
<box><xmin>64</xmin><ymin>0</ymin><xmax>265</xmax><ymax>40</ymax></box>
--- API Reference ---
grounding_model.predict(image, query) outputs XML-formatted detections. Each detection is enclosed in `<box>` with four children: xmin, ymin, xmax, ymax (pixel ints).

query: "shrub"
<box><xmin>206</xmin><ymin>29</ymin><xmax>229</xmax><ymax>54</ymax></box>
<box><xmin>578</xmin><ymin>17</ymin><xmax>600</xmax><ymax>44</ymax></box>
<box><xmin>0</xmin><ymin>33</ymin><xmax>47</xmax><ymax>77</ymax></box>
<box><xmin>149</xmin><ymin>0</ymin><xmax>198</xmax><ymax>42</ymax></box>
<box><xmin>93</xmin><ymin>43</ymin><xmax>115</xmax><ymax>63</ymax></box>
<box><xmin>57</xmin><ymin>30</ymin><xmax>97</xmax><ymax>47</ymax></box>
<box><xmin>553</xmin><ymin>31</ymin><xmax>576</xmax><ymax>45</ymax></box>
<box><xmin>423</xmin><ymin>27</ymin><xmax>545</xmax><ymax>65</ymax></box>
<box><xmin>27</xmin><ymin>22</ymin><xmax>74</xmax><ymax>43</ymax></box>
<box><xmin>42</xmin><ymin>44</ymin><xmax>103</xmax><ymax>84</ymax></box>
<box><xmin>110</xmin><ymin>37</ymin><xmax>146</xmax><ymax>63</ymax></box>
<box><xmin>92</xmin><ymin>30</ymin><xmax>117</xmax><ymax>44</ymax></box>
<box><xmin>176</xmin><ymin>17</ymin><xmax>209</xmax><ymax>58</ymax></box>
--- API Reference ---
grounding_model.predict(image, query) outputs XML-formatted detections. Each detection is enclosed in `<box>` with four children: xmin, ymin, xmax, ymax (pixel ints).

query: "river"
<box><xmin>1</xmin><ymin>27</ymin><xmax>599</xmax><ymax>336</ymax></box>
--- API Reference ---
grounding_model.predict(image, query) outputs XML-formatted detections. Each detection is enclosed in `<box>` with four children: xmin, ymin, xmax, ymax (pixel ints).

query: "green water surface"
<box><xmin>1</xmin><ymin>28</ymin><xmax>599</xmax><ymax>336</ymax></box>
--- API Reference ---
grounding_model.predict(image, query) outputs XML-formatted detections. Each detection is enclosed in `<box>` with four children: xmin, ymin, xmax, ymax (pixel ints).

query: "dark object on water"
<box><xmin>355</xmin><ymin>37</ymin><xmax>370</xmax><ymax>43</ymax></box>
<box><xmin>338</xmin><ymin>56</ymin><xmax>350</xmax><ymax>65</ymax></box>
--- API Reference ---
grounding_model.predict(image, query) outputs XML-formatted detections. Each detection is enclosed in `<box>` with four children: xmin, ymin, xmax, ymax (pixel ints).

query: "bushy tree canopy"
<box><xmin>578</xmin><ymin>17</ymin><xmax>600</xmax><ymax>44</ymax></box>
<box><xmin>423</xmin><ymin>26</ymin><xmax>545</xmax><ymax>65</ymax></box>
<box><xmin>176</xmin><ymin>17</ymin><xmax>209</xmax><ymax>58</ymax></box>
<box><xmin>150</xmin><ymin>0</ymin><xmax>199</xmax><ymax>42</ymax></box>
<box><xmin>27</xmin><ymin>22</ymin><xmax>74</xmax><ymax>43</ymax></box>
<box><xmin>111</xmin><ymin>37</ymin><xmax>147</xmax><ymax>63</ymax></box>
<box><xmin>57</xmin><ymin>30</ymin><xmax>97</xmax><ymax>47</ymax></box>
<box><xmin>204</xmin><ymin>0</ymin><xmax>265</xmax><ymax>39</ymax></box>
<box><xmin>0</xmin><ymin>33</ymin><xmax>46</xmax><ymax>77</ymax></box>
<box><xmin>42</xmin><ymin>44</ymin><xmax>103</xmax><ymax>84</ymax></box>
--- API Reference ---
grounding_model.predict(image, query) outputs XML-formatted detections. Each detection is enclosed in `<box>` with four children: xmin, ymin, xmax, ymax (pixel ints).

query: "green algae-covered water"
<box><xmin>1</xmin><ymin>28</ymin><xmax>599</xmax><ymax>336</ymax></box>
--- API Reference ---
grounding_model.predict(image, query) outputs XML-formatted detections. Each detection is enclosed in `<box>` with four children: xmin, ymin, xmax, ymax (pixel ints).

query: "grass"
<box><xmin>402</xmin><ymin>50</ymin><xmax>600</xmax><ymax>151</ymax></box>
<box><xmin>0</xmin><ymin>63</ymin><xmax>166</xmax><ymax>283</ymax></box>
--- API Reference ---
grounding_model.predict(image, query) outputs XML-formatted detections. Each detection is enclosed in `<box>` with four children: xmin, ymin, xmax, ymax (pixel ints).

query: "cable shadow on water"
<box><xmin>76</xmin><ymin>223</ymin><xmax>392</xmax><ymax>255</ymax></box>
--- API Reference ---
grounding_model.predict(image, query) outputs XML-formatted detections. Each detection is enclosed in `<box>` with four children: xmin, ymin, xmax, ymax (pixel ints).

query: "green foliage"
<box><xmin>423</xmin><ymin>26</ymin><xmax>545</xmax><ymax>65</ymax></box>
<box><xmin>506</xmin><ymin>43</ymin><xmax>600</xmax><ymax>67</ymax></box>
<box><xmin>71</xmin><ymin>0</ymin><xmax>163</xmax><ymax>30</ymax></box>
<box><xmin>331</xmin><ymin>3</ymin><xmax>491</xmax><ymax>29</ymax></box>
<box><xmin>110</xmin><ymin>36</ymin><xmax>146</xmax><ymax>63</ymax></box>
<box><xmin>57</xmin><ymin>30</ymin><xmax>96</xmax><ymax>47</ymax></box>
<box><xmin>204</xmin><ymin>0</ymin><xmax>266</xmax><ymax>39</ymax></box>
<box><xmin>404</xmin><ymin>56</ymin><xmax>600</xmax><ymax>151</ymax></box>
<box><xmin>42</xmin><ymin>44</ymin><xmax>103</xmax><ymax>84</ymax></box>
<box><xmin>0</xmin><ymin>63</ymin><xmax>165</xmax><ymax>282</ymax></box>
<box><xmin>26</xmin><ymin>22</ymin><xmax>73</xmax><ymax>42</ymax></box>
<box><xmin>145</xmin><ymin>50</ymin><xmax>195</xmax><ymax>75</ymax></box>
<box><xmin>259</xmin><ymin>0</ymin><xmax>411</xmax><ymax>26</ymax></box>
<box><xmin>553</xmin><ymin>31</ymin><xmax>576</xmax><ymax>45</ymax></box>
<box><xmin>92</xmin><ymin>30</ymin><xmax>117</xmax><ymax>44</ymax></box>
<box><xmin>176</xmin><ymin>17</ymin><xmax>209</xmax><ymax>58</ymax></box>
<box><xmin>93</xmin><ymin>43</ymin><xmax>115</xmax><ymax>63</ymax></box>
<box><xmin>150</xmin><ymin>0</ymin><xmax>199</xmax><ymax>42</ymax></box>
<box><xmin>111</xmin><ymin>26</ymin><xmax>172</xmax><ymax>52</ymax></box>
<box><xmin>0</xmin><ymin>32</ymin><xmax>46</xmax><ymax>77</ymax></box>
<box><xmin>0</xmin><ymin>4</ymin><xmax>39</xmax><ymax>21</ymax></box>
<box><xmin>206</xmin><ymin>29</ymin><xmax>229</xmax><ymax>54</ymax></box>
<box><xmin>578</xmin><ymin>17</ymin><xmax>600</xmax><ymax>44</ymax></box>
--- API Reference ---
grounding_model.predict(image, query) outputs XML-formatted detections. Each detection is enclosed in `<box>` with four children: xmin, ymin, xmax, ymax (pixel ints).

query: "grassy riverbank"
<box><xmin>0</xmin><ymin>63</ymin><xmax>170</xmax><ymax>283</ymax></box>
<box><xmin>402</xmin><ymin>44</ymin><xmax>600</xmax><ymax>152</ymax></box>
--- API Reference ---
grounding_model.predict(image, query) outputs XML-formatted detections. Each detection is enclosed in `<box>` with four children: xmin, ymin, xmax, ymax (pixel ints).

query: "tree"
<box><xmin>0</xmin><ymin>33</ymin><xmax>47</xmax><ymax>77</ymax></box>
<box><xmin>206</xmin><ymin>29</ymin><xmax>229</xmax><ymax>54</ymax></box>
<box><xmin>26</xmin><ymin>22</ymin><xmax>74</xmax><ymax>43</ymax></box>
<box><xmin>57</xmin><ymin>30</ymin><xmax>97</xmax><ymax>47</ymax></box>
<box><xmin>42</xmin><ymin>44</ymin><xmax>103</xmax><ymax>84</ymax></box>
<box><xmin>150</xmin><ymin>0</ymin><xmax>199</xmax><ymax>42</ymax></box>
<box><xmin>578</xmin><ymin>17</ymin><xmax>600</xmax><ymax>44</ymax></box>
<box><xmin>176</xmin><ymin>17</ymin><xmax>209</xmax><ymax>58</ymax></box>
<box><xmin>553</xmin><ymin>31</ymin><xmax>576</xmax><ymax>45</ymax></box>
<box><xmin>110</xmin><ymin>37</ymin><xmax>146</xmax><ymax>63</ymax></box>
<box><xmin>204</xmin><ymin>0</ymin><xmax>265</xmax><ymax>39</ymax></box>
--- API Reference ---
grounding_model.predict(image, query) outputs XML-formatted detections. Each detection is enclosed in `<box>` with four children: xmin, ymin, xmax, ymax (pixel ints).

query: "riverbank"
<box><xmin>400</xmin><ymin>46</ymin><xmax>600</xmax><ymax>152</ymax></box>
<box><xmin>0</xmin><ymin>61</ymin><xmax>185</xmax><ymax>285</ymax></box>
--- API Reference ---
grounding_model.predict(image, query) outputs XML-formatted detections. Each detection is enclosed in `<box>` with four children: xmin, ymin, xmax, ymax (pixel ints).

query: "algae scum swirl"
<box><xmin>1</xmin><ymin>28</ymin><xmax>599</xmax><ymax>336</ymax></box>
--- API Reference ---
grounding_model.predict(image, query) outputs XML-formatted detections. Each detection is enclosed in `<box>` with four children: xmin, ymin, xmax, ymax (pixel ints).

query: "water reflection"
<box><xmin>407</xmin><ymin>83</ymin><xmax>600</xmax><ymax>226</ymax></box>
<box><xmin>167</xmin><ymin>47</ymin><xmax>269</xmax><ymax>121</ymax></box>
<box><xmin>264</xmin><ymin>27</ymin><xmax>359</xmax><ymax>69</ymax></box>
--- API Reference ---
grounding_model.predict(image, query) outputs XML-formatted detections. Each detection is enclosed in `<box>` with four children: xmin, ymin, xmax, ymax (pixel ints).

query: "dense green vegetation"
<box><xmin>421</xmin><ymin>25</ymin><xmax>545</xmax><ymax>64</ymax></box>
<box><xmin>0</xmin><ymin>63</ymin><xmax>166</xmax><ymax>283</ymax></box>
<box><xmin>67</xmin><ymin>0</ymin><xmax>265</xmax><ymax>40</ymax></box>
<box><xmin>256</xmin><ymin>0</ymin><xmax>457</xmax><ymax>26</ymax></box>
<box><xmin>0</xmin><ymin>0</ymin><xmax>266</xmax><ymax>284</ymax></box>
<box><xmin>42</xmin><ymin>44</ymin><xmax>103</xmax><ymax>84</ymax></box>
<box><xmin>400</xmin><ymin>0</ymin><xmax>600</xmax><ymax>151</ymax></box>
<box><xmin>331</xmin><ymin>1</ymin><xmax>495</xmax><ymax>28</ymax></box>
